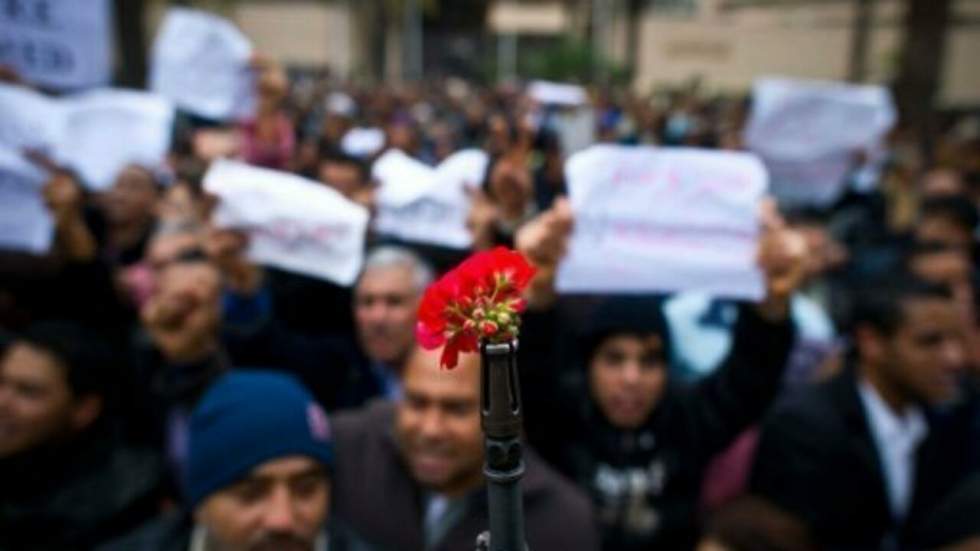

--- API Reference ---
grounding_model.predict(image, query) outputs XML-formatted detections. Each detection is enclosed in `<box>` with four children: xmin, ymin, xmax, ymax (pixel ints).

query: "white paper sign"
<box><xmin>557</xmin><ymin>145</ymin><xmax>768</xmax><ymax>299</ymax></box>
<box><xmin>341</xmin><ymin>127</ymin><xmax>386</xmax><ymax>158</ymax></box>
<box><xmin>431</xmin><ymin>149</ymin><xmax>488</xmax><ymax>192</ymax></box>
<box><xmin>763</xmin><ymin>152</ymin><xmax>855</xmax><ymax>207</ymax></box>
<box><xmin>55</xmin><ymin>90</ymin><xmax>175</xmax><ymax>190</ymax></box>
<box><xmin>553</xmin><ymin>107</ymin><xmax>595</xmax><ymax>154</ymax></box>
<box><xmin>0</xmin><ymin>0</ymin><xmax>113</xmax><ymax>90</ymax></box>
<box><xmin>204</xmin><ymin>159</ymin><xmax>369</xmax><ymax>285</ymax></box>
<box><xmin>150</xmin><ymin>8</ymin><xmax>255</xmax><ymax>121</ymax></box>
<box><xmin>0</xmin><ymin>83</ymin><xmax>64</xmax><ymax>154</ymax></box>
<box><xmin>372</xmin><ymin>149</ymin><xmax>488</xmax><ymax>249</ymax></box>
<box><xmin>746</xmin><ymin>77</ymin><xmax>895</xmax><ymax>206</ymax></box>
<box><xmin>0</xmin><ymin>148</ymin><xmax>53</xmax><ymax>254</ymax></box>
<box><xmin>528</xmin><ymin>80</ymin><xmax>588</xmax><ymax>107</ymax></box>
<box><xmin>372</xmin><ymin>149</ymin><xmax>439</xmax><ymax>207</ymax></box>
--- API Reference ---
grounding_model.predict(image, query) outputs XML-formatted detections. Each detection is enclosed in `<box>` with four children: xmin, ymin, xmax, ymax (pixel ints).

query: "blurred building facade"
<box><xmin>144</xmin><ymin>0</ymin><xmax>980</xmax><ymax>105</ymax></box>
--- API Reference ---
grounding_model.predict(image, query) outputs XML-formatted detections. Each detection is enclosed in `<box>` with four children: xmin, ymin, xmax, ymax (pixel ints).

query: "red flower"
<box><xmin>416</xmin><ymin>247</ymin><xmax>537</xmax><ymax>369</ymax></box>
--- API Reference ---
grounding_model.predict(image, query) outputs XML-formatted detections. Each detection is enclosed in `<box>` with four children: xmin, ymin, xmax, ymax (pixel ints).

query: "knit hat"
<box><xmin>186</xmin><ymin>370</ymin><xmax>334</xmax><ymax>508</ymax></box>
<box><xmin>579</xmin><ymin>295</ymin><xmax>673</xmax><ymax>364</ymax></box>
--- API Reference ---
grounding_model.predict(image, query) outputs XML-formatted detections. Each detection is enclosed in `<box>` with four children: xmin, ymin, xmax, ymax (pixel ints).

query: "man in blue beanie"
<box><xmin>103</xmin><ymin>370</ymin><xmax>375</xmax><ymax>551</ymax></box>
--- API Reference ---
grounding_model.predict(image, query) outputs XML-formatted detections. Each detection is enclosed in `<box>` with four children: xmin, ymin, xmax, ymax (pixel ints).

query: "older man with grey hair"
<box><xmin>214</xmin><ymin>238</ymin><xmax>435</xmax><ymax>412</ymax></box>
<box><xmin>353</xmin><ymin>246</ymin><xmax>434</xmax><ymax>400</ymax></box>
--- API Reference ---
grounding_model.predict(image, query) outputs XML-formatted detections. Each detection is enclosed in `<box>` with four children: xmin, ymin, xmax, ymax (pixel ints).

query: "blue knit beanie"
<box><xmin>186</xmin><ymin>370</ymin><xmax>334</xmax><ymax>508</ymax></box>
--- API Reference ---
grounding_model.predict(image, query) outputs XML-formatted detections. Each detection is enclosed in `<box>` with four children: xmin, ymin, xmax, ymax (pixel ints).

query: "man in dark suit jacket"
<box><xmin>332</xmin><ymin>346</ymin><xmax>599</xmax><ymax>551</ymax></box>
<box><xmin>751</xmin><ymin>273</ymin><xmax>978</xmax><ymax>550</ymax></box>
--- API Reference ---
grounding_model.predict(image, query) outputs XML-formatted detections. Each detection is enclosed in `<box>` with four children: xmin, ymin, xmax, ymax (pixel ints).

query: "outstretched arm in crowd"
<box><xmin>0</xmin><ymin>157</ymin><xmax>128</xmax><ymax>327</ymax></box>
<box><xmin>42</xmin><ymin>170</ymin><xmax>98</xmax><ymax>262</ymax></box>
<box><xmin>516</xmin><ymin>196</ymin><xmax>574</xmax><ymax>311</ymax></box>
<box><xmin>512</xmin><ymin>199</ymin><xmax>577</xmax><ymax>444</ymax></box>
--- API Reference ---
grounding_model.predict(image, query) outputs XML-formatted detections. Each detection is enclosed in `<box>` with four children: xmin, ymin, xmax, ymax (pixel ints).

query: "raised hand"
<box><xmin>755</xmin><ymin>198</ymin><xmax>808</xmax><ymax>321</ymax></box>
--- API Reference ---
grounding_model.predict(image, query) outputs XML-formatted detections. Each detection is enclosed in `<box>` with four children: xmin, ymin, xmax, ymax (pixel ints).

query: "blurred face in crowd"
<box><xmin>396</xmin><ymin>348</ymin><xmax>483</xmax><ymax>497</ymax></box>
<box><xmin>387</xmin><ymin>123</ymin><xmax>418</xmax><ymax>154</ymax></box>
<box><xmin>317</xmin><ymin>159</ymin><xmax>364</xmax><ymax>199</ymax></box>
<box><xmin>915</xmin><ymin>215</ymin><xmax>974</xmax><ymax>253</ymax></box>
<box><xmin>102</xmin><ymin>165</ymin><xmax>159</xmax><ymax>226</ymax></box>
<box><xmin>354</xmin><ymin>264</ymin><xmax>420</xmax><ymax>367</ymax></box>
<box><xmin>589</xmin><ymin>332</ymin><xmax>668</xmax><ymax>430</ymax></box>
<box><xmin>488</xmin><ymin>158</ymin><xmax>533</xmax><ymax>218</ymax></box>
<box><xmin>150</xmin><ymin>260</ymin><xmax>223</xmax><ymax>343</ymax></box>
<box><xmin>909</xmin><ymin>249</ymin><xmax>975</xmax><ymax>319</ymax></box>
<box><xmin>119</xmin><ymin>231</ymin><xmax>203</xmax><ymax>308</ymax></box>
<box><xmin>485</xmin><ymin>114</ymin><xmax>514</xmax><ymax>156</ymax></box>
<box><xmin>859</xmin><ymin>297</ymin><xmax>966</xmax><ymax>407</ymax></box>
<box><xmin>322</xmin><ymin>113</ymin><xmax>351</xmax><ymax>143</ymax></box>
<box><xmin>196</xmin><ymin>456</ymin><xmax>330</xmax><ymax>551</ymax></box>
<box><xmin>921</xmin><ymin>168</ymin><xmax>964</xmax><ymax>197</ymax></box>
<box><xmin>146</xmin><ymin>232</ymin><xmax>203</xmax><ymax>271</ymax></box>
<box><xmin>0</xmin><ymin>342</ymin><xmax>100</xmax><ymax>458</ymax></box>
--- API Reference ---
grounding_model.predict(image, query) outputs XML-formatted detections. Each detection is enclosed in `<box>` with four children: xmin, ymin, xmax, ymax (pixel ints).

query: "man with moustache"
<box><xmin>331</xmin><ymin>345</ymin><xmax>598</xmax><ymax>551</ymax></box>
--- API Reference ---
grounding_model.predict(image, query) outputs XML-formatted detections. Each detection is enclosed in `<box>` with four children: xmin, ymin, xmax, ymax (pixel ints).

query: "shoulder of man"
<box><xmin>332</xmin><ymin>399</ymin><xmax>396</xmax><ymax>442</ymax></box>
<box><xmin>329</xmin><ymin>517</ymin><xmax>396</xmax><ymax>551</ymax></box>
<box><xmin>95</xmin><ymin>510</ymin><xmax>191</xmax><ymax>551</ymax></box>
<box><xmin>766</xmin><ymin>368</ymin><xmax>855</xmax><ymax>433</ymax></box>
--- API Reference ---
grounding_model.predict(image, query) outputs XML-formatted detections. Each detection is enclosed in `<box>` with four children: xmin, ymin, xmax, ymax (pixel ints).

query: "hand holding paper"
<box><xmin>516</xmin><ymin>197</ymin><xmax>574</xmax><ymax>270</ymax></box>
<box><xmin>516</xmin><ymin>197</ymin><xmax>574</xmax><ymax>309</ymax></box>
<box><xmin>754</xmin><ymin>201</ymin><xmax>809</xmax><ymax>321</ymax></box>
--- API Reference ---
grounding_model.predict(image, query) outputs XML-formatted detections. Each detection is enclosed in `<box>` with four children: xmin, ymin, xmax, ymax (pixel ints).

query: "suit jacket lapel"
<box><xmin>831</xmin><ymin>370</ymin><xmax>894</xmax><ymax>522</ymax></box>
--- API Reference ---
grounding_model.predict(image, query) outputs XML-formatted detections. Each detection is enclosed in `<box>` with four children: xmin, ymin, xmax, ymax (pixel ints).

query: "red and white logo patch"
<box><xmin>306</xmin><ymin>403</ymin><xmax>331</xmax><ymax>442</ymax></box>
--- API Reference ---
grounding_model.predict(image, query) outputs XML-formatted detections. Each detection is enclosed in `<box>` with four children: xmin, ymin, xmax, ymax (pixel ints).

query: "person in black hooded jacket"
<box><xmin>512</xmin><ymin>200</ymin><xmax>806</xmax><ymax>550</ymax></box>
<box><xmin>0</xmin><ymin>322</ymin><xmax>164</xmax><ymax>551</ymax></box>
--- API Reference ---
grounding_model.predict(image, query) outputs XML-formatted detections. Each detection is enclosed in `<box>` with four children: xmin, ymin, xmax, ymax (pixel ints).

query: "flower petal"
<box><xmin>415</xmin><ymin>321</ymin><xmax>446</xmax><ymax>350</ymax></box>
<box><xmin>440</xmin><ymin>341</ymin><xmax>460</xmax><ymax>369</ymax></box>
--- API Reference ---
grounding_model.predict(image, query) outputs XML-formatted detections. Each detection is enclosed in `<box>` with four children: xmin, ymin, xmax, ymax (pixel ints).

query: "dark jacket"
<box><xmin>220</xmin><ymin>285</ymin><xmax>384</xmax><ymax>412</ymax></box>
<box><xmin>540</xmin><ymin>303</ymin><xmax>794</xmax><ymax>550</ymax></box>
<box><xmin>750</xmin><ymin>367</ymin><xmax>978</xmax><ymax>550</ymax></box>
<box><xmin>98</xmin><ymin>511</ymin><xmax>380</xmax><ymax>551</ymax></box>
<box><xmin>0</xmin><ymin>424</ymin><xmax>164</xmax><ymax>551</ymax></box>
<box><xmin>332</xmin><ymin>401</ymin><xmax>599</xmax><ymax>551</ymax></box>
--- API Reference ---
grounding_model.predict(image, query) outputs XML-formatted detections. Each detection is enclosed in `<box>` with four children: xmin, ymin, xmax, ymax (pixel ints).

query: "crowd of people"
<box><xmin>0</xmin><ymin>53</ymin><xmax>979</xmax><ymax>551</ymax></box>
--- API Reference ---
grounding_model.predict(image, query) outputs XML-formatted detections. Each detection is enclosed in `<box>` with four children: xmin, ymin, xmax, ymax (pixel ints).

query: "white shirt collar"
<box><xmin>857</xmin><ymin>378</ymin><xmax>929</xmax><ymax>519</ymax></box>
<box><xmin>857</xmin><ymin>379</ymin><xmax>928</xmax><ymax>443</ymax></box>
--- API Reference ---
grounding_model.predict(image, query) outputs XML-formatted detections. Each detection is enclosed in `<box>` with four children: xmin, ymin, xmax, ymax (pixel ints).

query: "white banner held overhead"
<box><xmin>528</xmin><ymin>80</ymin><xmax>588</xmax><ymax>107</ymax></box>
<box><xmin>55</xmin><ymin>90</ymin><xmax>175</xmax><ymax>190</ymax></box>
<box><xmin>372</xmin><ymin>149</ymin><xmax>487</xmax><ymax>249</ymax></box>
<box><xmin>0</xmin><ymin>83</ymin><xmax>64</xmax><ymax>154</ymax></box>
<box><xmin>745</xmin><ymin>77</ymin><xmax>896</xmax><ymax>206</ymax></box>
<box><xmin>0</xmin><ymin>148</ymin><xmax>53</xmax><ymax>254</ymax></box>
<box><xmin>0</xmin><ymin>85</ymin><xmax>174</xmax><ymax>190</ymax></box>
<box><xmin>204</xmin><ymin>159</ymin><xmax>369</xmax><ymax>286</ymax></box>
<box><xmin>341</xmin><ymin>127</ymin><xmax>385</xmax><ymax>158</ymax></box>
<box><xmin>371</xmin><ymin>149</ymin><xmax>438</xmax><ymax>207</ymax></box>
<box><xmin>0</xmin><ymin>0</ymin><xmax>113</xmax><ymax>90</ymax></box>
<box><xmin>150</xmin><ymin>8</ymin><xmax>255</xmax><ymax>121</ymax></box>
<box><xmin>557</xmin><ymin>145</ymin><xmax>768</xmax><ymax>299</ymax></box>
